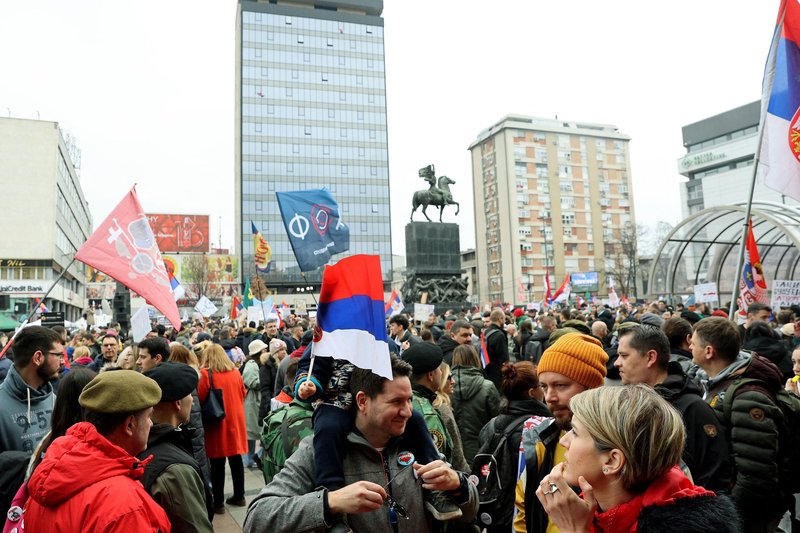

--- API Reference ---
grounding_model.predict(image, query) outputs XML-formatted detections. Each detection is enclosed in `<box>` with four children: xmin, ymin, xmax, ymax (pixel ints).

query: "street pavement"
<box><xmin>212</xmin><ymin>462</ymin><xmax>266</xmax><ymax>533</ymax></box>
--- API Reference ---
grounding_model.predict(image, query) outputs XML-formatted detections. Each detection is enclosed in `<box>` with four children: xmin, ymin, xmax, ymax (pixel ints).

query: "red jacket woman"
<box><xmin>198</xmin><ymin>344</ymin><xmax>247</xmax><ymax>512</ymax></box>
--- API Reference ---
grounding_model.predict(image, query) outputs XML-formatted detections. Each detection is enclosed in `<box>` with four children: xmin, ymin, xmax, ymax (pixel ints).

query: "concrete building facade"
<box><xmin>235</xmin><ymin>0</ymin><xmax>392</xmax><ymax>302</ymax></box>
<box><xmin>0</xmin><ymin>117</ymin><xmax>91</xmax><ymax>323</ymax></box>
<box><xmin>469</xmin><ymin>115</ymin><xmax>635</xmax><ymax>305</ymax></box>
<box><xmin>678</xmin><ymin>101</ymin><xmax>798</xmax><ymax>216</ymax></box>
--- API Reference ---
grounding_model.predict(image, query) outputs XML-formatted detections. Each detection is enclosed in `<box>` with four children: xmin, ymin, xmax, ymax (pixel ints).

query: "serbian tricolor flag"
<box><xmin>550</xmin><ymin>274</ymin><xmax>571</xmax><ymax>304</ymax></box>
<box><xmin>759</xmin><ymin>0</ymin><xmax>800</xmax><ymax>202</ymax></box>
<box><xmin>737</xmin><ymin>219</ymin><xmax>770</xmax><ymax>320</ymax></box>
<box><xmin>75</xmin><ymin>187</ymin><xmax>181</xmax><ymax>330</ymax></box>
<box><xmin>167</xmin><ymin>269</ymin><xmax>185</xmax><ymax>301</ymax></box>
<box><xmin>479</xmin><ymin>331</ymin><xmax>491</xmax><ymax>368</ymax></box>
<box><xmin>280</xmin><ymin>301</ymin><xmax>291</xmax><ymax>318</ymax></box>
<box><xmin>312</xmin><ymin>255</ymin><xmax>391</xmax><ymax>379</ymax></box>
<box><xmin>36</xmin><ymin>299</ymin><xmax>48</xmax><ymax>314</ymax></box>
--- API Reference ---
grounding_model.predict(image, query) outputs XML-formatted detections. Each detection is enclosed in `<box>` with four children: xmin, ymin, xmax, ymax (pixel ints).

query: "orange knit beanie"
<box><xmin>538</xmin><ymin>332</ymin><xmax>608</xmax><ymax>389</ymax></box>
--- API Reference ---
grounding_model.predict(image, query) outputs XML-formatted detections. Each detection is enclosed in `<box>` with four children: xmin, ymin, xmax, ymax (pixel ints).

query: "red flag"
<box><xmin>544</xmin><ymin>272</ymin><xmax>552</xmax><ymax>303</ymax></box>
<box><xmin>550</xmin><ymin>274</ymin><xmax>571</xmax><ymax>304</ymax></box>
<box><xmin>231</xmin><ymin>296</ymin><xmax>241</xmax><ymax>320</ymax></box>
<box><xmin>75</xmin><ymin>187</ymin><xmax>181</xmax><ymax>330</ymax></box>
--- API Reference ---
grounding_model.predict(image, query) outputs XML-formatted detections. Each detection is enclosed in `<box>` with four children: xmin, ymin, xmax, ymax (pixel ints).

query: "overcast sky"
<box><xmin>0</xmin><ymin>1</ymin><xmax>777</xmax><ymax>256</ymax></box>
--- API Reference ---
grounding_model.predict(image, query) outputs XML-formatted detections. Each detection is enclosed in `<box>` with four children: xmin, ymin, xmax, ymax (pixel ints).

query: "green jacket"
<box><xmin>261</xmin><ymin>399</ymin><xmax>313</xmax><ymax>484</ymax></box>
<box><xmin>412</xmin><ymin>386</ymin><xmax>453</xmax><ymax>461</ymax></box>
<box><xmin>450</xmin><ymin>365</ymin><xmax>501</xmax><ymax>463</ymax></box>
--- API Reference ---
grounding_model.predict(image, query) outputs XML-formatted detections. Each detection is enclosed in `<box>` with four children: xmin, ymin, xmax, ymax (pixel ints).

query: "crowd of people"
<box><xmin>0</xmin><ymin>299</ymin><xmax>798</xmax><ymax>532</ymax></box>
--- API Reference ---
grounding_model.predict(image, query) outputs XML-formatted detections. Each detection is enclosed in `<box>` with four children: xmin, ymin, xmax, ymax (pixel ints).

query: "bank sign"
<box><xmin>0</xmin><ymin>280</ymin><xmax>47</xmax><ymax>294</ymax></box>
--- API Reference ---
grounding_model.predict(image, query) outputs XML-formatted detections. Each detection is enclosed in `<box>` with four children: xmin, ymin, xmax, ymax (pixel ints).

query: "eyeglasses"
<box><xmin>46</xmin><ymin>351</ymin><xmax>63</xmax><ymax>358</ymax></box>
<box><xmin>446</xmin><ymin>375</ymin><xmax>455</xmax><ymax>382</ymax></box>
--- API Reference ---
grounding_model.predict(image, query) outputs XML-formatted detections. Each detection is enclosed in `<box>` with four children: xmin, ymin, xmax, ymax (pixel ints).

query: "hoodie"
<box><xmin>0</xmin><ymin>365</ymin><xmax>55</xmax><ymax>454</ymax></box>
<box><xmin>25</xmin><ymin>422</ymin><xmax>171</xmax><ymax>532</ymax></box>
<box><xmin>654</xmin><ymin>362</ymin><xmax>731</xmax><ymax>493</ymax></box>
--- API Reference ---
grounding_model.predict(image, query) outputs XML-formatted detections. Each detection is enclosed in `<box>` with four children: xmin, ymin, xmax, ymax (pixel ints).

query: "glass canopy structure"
<box><xmin>648</xmin><ymin>202</ymin><xmax>800</xmax><ymax>304</ymax></box>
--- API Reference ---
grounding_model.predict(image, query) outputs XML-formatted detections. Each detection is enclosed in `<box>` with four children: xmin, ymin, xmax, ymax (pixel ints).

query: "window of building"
<box><xmin>562</xmin><ymin>212</ymin><xmax>576</xmax><ymax>225</ymax></box>
<box><xmin>297</xmin><ymin>35</ymin><xmax>304</xmax><ymax>43</ymax></box>
<box><xmin>561</xmin><ymin>196</ymin><xmax>575</xmax><ymax>209</ymax></box>
<box><xmin>293</xmin><ymin>144</ymin><xmax>300</xmax><ymax>154</ymax></box>
<box><xmin>327</xmin><ymin>37</ymin><xmax>333</xmax><ymax>47</ymax></box>
<box><xmin>304</xmin><ymin>125</ymin><xmax>311</xmax><ymax>135</ymax></box>
<box><xmin>322</xmin><ymin>73</ymin><xmax>328</xmax><ymax>82</ymax></box>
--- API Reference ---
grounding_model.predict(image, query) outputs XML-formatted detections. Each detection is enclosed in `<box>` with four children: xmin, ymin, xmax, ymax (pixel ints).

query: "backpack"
<box><xmin>722</xmin><ymin>377</ymin><xmax>800</xmax><ymax>494</ymax></box>
<box><xmin>470</xmin><ymin>414</ymin><xmax>530</xmax><ymax>528</ymax></box>
<box><xmin>523</xmin><ymin>339</ymin><xmax>544</xmax><ymax>364</ymax></box>
<box><xmin>260</xmin><ymin>401</ymin><xmax>313</xmax><ymax>485</ymax></box>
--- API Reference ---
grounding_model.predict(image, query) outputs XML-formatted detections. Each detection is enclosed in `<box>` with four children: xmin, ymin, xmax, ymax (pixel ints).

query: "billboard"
<box><xmin>570</xmin><ymin>272</ymin><xmax>599</xmax><ymax>292</ymax></box>
<box><xmin>146</xmin><ymin>214</ymin><xmax>210</xmax><ymax>253</ymax></box>
<box><xmin>162</xmin><ymin>254</ymin><xmax>239</xmax><ymax>301</ymax></box>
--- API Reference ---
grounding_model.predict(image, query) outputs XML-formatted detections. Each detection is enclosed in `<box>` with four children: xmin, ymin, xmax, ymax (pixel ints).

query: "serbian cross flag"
<box><xmin>737</xmin><ymin>219</ymin><xmax>769</xmax><ymax>319</ymax></box>
<box><xmin>759</xmin><ymin>0</ymin><xmax>800</xmax><ymax>202</ymax></box>
<box><xmin>312</xmin><ymin>255</ymin><xmax>391</xmax><ymax>379</ymax></box>
<box><xmin>385</xmin><ymin>289</ymin><xmax>404</xmax><ymax>318</ymax></box>
<box><xmin>75</xmin><ymin>187</ymin><xmax>181</xmax><ymax>330</ymax></box>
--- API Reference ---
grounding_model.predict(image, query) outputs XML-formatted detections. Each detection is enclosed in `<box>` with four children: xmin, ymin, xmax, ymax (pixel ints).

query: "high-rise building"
<box><xmin>235</xmin><ymin>0</ymin><xmax>392</xmax><ymax>301</ymax></box>
<box><xmin>0</xmin><ymin>117</ymin><xmax>91</xmax><ymax>322</ymax></box>
<box><xmin>678</xmin><ymin>101</ymin><xmax>798</xmax><ymax>216</ymax></box>
<box><xmin>469</xmin><ymin>115</ymin><xmax>635</xmax><ymax>305</ymax></box>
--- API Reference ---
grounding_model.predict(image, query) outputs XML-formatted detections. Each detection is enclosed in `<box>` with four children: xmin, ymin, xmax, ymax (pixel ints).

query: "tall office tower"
<box><xmin>235</xmin><ymin>0</ymin><xmax>392</xmax><ymax>300</ymax></box>
<box><xmin>469</xmin><ymin>115</ymin><xmax>636</xmax><ymax>305</ymax></box>
<box><xmin>0</xmin><ymin>117</ymin><xmax>91</xmax><ymax>322</ymax></box>
<box><xmin>678</xmin><ymin>101</ymin><xmax>798</xmax><ymax>217</ymax></box>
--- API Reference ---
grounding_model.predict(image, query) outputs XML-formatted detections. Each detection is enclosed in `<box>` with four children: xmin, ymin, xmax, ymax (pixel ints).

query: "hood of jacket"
<box><xmin>144</xmin><ymin>422</ymin><xmax>194</xmax><ymax>454</ymax></box>
<box><xmin>28</xmin><ymin>421</ymin><xmax>152</xmax><ymax>507</ymax></box>
<box><xmin>655</xmin><ymin>361</ymin><xmax>702</xmax><ymax>403</ymax></box>
<box><xmin>704</xmin><ymin>351</ymin><xmax>784</xmax><ymax>395</ymax></box>
<box><xmin>702</xmin><ymin>351</ymin><xmax>751</xmax><ymax>392</ymax></box>
<box><xmin>505</xmin><ymin>397</ymin><xmax>551</xmax><ymax>419</ymax></box>
<box><xmin>743</xmin><ymin>336</ymin><xmax>790</xmax><ymax>369</ymax></box>
<box><xmin>0</xmin><ymin>364</ymin><xmax>54</xmax><ymax>404</ymax></box>
<box><xmin>437</xmin><ymin>335</ymin><xmax>459</xmax><ymax>353</ymax></box>
<box><xmin>452</xmin><ymin>365</ymin><xmax>488</xmax><ymax>400</ymax></box>
<box><xmin>220</xmin><ymin>338</ymin><xmax>237</xmax><ymax>351</ymax></box>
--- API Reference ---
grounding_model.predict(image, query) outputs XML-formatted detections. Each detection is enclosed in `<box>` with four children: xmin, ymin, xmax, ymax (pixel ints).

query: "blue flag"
<box><xmin>276</xmin><ymin>188</ymin><xmax>350</xmax><ymax>272</ymax></box>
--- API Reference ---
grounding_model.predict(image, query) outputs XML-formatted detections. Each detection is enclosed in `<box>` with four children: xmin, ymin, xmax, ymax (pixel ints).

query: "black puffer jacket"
<box><xmin>437</xmin><ymin>335</ymin><xmax>460</xmax><ymax>365</ymax></box>
<box><xmin>655</xmin><ymin>362</ymin><xmax>731</xmax><ymax>493</ymax></box>
<box><xmin>743</xmin><ymin>336</ymin><xmax>792</xmax><ymax>381</ymax></box>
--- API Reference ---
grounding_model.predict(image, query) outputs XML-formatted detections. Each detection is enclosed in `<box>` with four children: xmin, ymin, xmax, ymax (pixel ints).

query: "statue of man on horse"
<box><xmin>410</xmin><ymin>164</ymin><xmax>460</xmax><ymax>222</ymax></box>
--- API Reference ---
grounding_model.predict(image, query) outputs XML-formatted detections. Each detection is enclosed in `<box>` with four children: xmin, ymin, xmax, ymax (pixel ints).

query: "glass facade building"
<box><xmin>235</xmin><ymin>0</ymin><xmax>392</xmax><ymax>292</ymax></box>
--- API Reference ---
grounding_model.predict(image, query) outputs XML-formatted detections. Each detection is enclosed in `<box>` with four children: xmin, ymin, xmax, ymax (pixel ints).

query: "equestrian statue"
<box><xmin>410</xmin><ymin>164</ymin><xmax>460</xmax><ymax>222</ymax></box>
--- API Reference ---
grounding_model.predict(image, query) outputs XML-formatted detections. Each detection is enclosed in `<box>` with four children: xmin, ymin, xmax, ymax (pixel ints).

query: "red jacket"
<box><xmin>198</xmin><ymin>368</ymin><xmax>247</xmax><ymax>458</ymax></box>
<box><xmin>25</xmin><ymin>422</ymin><xmax>171</xmax><ymax>532</ymax></box>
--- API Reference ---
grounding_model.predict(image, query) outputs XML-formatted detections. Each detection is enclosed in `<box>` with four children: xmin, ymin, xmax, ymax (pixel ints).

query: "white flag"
<box><xmin>131</xmin><ymin>306</ymin><xmax>151</xmax><ymax>342</ymax></box>
<box><xmin>194</xmin><ymin>296</ymin><xmax>218</xmax><ymax>317</ymax></box>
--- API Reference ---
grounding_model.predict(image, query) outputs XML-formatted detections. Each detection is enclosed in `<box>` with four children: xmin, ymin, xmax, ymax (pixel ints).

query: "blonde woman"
<box><xmin>115</xmin><ymin>345</ymin><xmax>137</xmax><ymax>370</ymax></box>
<box><xmin>432</xmin><ymin>362</ymin><xmax>469</xmax><ymax>473</ymax></box>
<box><xmin>198</xmin><ymin>344</ymin><xmax>247</xmax><ymax>512</ymax></box>
<box><xmin>537</xmin><ymin>385</ymin><xmax>738</xmax><ymax>532</ymax></box>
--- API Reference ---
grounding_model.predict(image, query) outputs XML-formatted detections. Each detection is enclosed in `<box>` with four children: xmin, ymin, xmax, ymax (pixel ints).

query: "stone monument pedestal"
<box><xmin>402</xmin><ymin>222</ymin><xmax>468</xmax><ymax>314</ymax></box>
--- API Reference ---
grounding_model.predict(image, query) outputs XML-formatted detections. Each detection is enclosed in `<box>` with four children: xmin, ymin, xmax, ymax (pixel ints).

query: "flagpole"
<box><xmin>728</xmin><ymin>123</ymin><xmax>766</xmax><ymax>320</ymax></box>
<box><xmin>300</xmin><ymin>271</ymin><xmax>321</xmax><ymax>381</ymax></box>
<box><xmin>0</xmin><ymin>256</ymin><xmax>78</xmax><ymax>359</ymax></box>
<box><xmin>729</xmin><ymin>7</ymin><xmax>784</xmax><ymax>319</ymax></box>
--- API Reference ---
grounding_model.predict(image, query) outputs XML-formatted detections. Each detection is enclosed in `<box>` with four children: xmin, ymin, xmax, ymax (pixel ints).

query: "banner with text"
<box><xmin>771</xmin><ymin>280</ymin><xmax>800</xmax><ymax>309</ymax></box>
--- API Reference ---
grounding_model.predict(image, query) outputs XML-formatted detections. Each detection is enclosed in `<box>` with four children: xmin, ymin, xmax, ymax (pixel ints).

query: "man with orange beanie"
<box><xmin>512</xmin><ymin>332</ymin><xmax>608</xmax><ymax>533</ymax></box>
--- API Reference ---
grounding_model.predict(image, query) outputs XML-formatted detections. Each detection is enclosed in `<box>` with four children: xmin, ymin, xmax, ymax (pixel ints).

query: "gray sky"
<box><xmin>0</xmin><ymin>1</ymin><xmax>776</xmax><ymax>256</ymax></box>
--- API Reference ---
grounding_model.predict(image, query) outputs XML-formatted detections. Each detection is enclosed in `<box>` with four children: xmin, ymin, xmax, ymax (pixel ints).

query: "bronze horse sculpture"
<box><xmin>410</xmin><ymin>164</ymin><xmax>460</xmax><ymax>222</ymax></box>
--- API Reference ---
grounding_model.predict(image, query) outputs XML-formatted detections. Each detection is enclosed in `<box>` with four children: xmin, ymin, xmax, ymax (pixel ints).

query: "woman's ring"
<box><xmin>543</xmin><ymin>483</ymin><xmax>559</xmax><ymax>495</ymax></box>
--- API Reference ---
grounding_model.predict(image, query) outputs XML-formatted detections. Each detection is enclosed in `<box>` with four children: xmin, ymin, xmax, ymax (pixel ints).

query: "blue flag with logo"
<box><xmin>276</xmin><ymin>188</ymin><xmax>350</xmax><ymax>272</ymax></box>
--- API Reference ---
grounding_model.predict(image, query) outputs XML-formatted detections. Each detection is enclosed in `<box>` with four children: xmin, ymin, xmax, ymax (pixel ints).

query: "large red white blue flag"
<box><xmin>312</xmin><ymin>255</ymin><xmax>391</xmax><ymax>379</ymax></box>
<box><xmin>759</xmin><ymin>0</ymin><xmax>800</xmax><ymax>202</ymax></box>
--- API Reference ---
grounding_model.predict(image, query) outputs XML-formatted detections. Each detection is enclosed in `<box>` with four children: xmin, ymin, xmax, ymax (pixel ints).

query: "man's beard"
<box><xmin>37</xmin><ymin>364</ymin><xmax>59</xmax><ymax>383</ymax></box>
